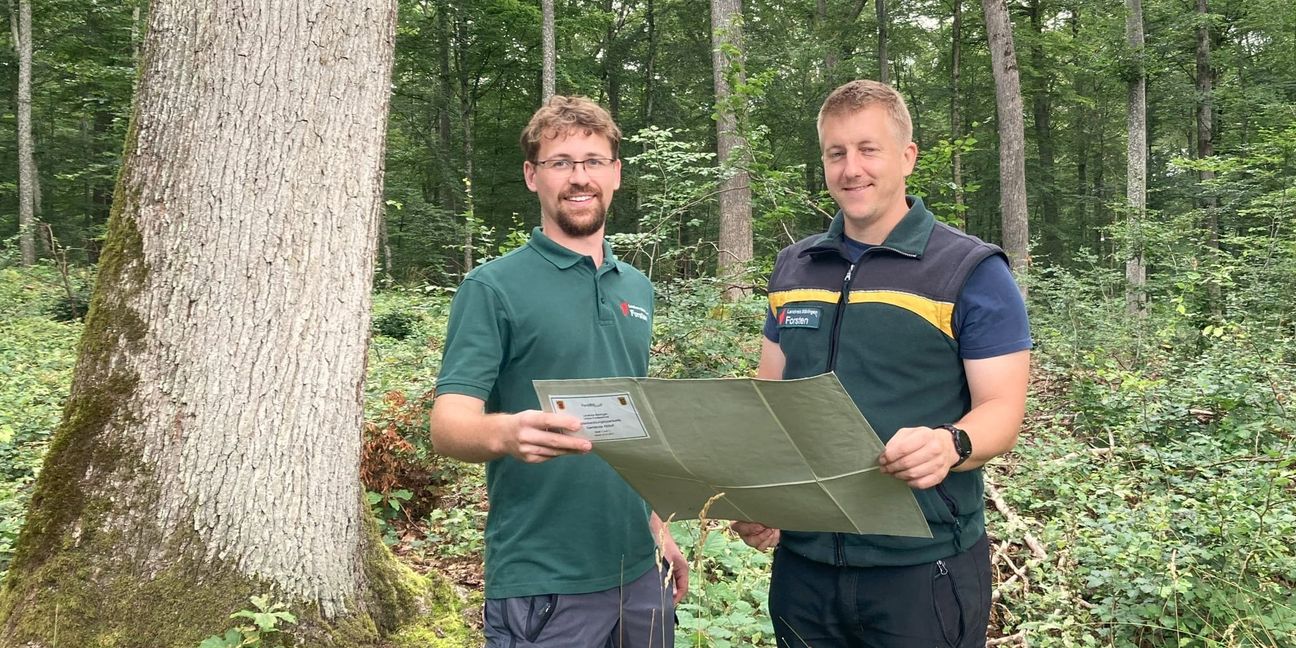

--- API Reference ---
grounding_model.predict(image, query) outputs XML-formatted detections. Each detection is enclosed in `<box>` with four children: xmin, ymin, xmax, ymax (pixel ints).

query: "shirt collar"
<box><xmin>527</xmin><ymin>226</ymin><xmax>622</xmax><ymax>272</ymax></box>
<box><xmin>814</xmin><ymin>195</ymin><xmax>935</xmax><ymax>258</ymax></box>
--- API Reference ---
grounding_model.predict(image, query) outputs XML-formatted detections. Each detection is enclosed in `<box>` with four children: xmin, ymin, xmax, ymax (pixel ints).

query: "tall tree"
<box><xmin>1194</xmin><ymin>0</ymin><xmax>1218</xmax><ymax>251</ymax></box>
<box><xmin>711</xmin><ymin>0</ymin><xmax>753</xmax><ymax>299</ymax></box>
<box><xmin>982</xmin><ymin>0</ymin><xmax>1030</xmax><ymax>284</ymax></box>
<box><xmin>950</xmin><ymin>0</ymin><xmax>966</xmax><ymax>226</ymax></box>
<box><xmin>877</xmin><ymin>0</ymin><xmax>890</xmax><ymax>83</ymax></box>
<box><xmin>541</xmin><ymin>0</ymin><xmax>555</xmax><ymax>102</ymax></box>
<box><xmin>1125</xmin><ymin>0</ymin><xmax>1146</xmax><ymax>314</ymax></box>
<box><xmin>11</xmin><ymin>0</ymin><xmax>37</xmax><ymax>265</ymax></box>
<box><xmin>0</xmin><ymin>0</ymin><xmax>457</xmax><ymax>644</ymax></box>
<box><xmin>1027</xmin><ymin>0</ymin><xmax>1060</xmax><ymax>261</ymax></box>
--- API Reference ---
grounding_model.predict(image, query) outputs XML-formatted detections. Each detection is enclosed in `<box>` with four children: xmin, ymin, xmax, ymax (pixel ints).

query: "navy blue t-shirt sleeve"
<box><xmin>764</xmin><ymin>307</ymin><xmax>780</xmax><ymax>343</ymax></box>
<box><xmin>952</xmin><ymin>255</ymin><xmax>1032</xmax><ymax>359</ymax></box>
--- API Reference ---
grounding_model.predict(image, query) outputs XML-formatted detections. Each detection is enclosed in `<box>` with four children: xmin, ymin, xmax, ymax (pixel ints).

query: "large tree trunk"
<box><xmin>0</xmin><ymin>2</ymin><xmax>469</xmax><ymax>645</ymax></box>
<box><xmin>1125</xmin><ymin>0</ymin><xmax>1147</xmax><ymax>315</ymax></box>
<box><xmin>982</xmin><ymin>0</ymin><xmax>1030</xmax><ymax>289</ymax></box>
<box><xmin>950</xmin><ymin>0</ymin><xmax>965</xmax><ymax>227</ymax></box>
<box><xmin>711</xmin><ymin>0</ymin><xmax>753</xmax><ymax>300</ymax></box>
<box><xmin>13</xmin><ymin>0</ymin><xmax>37</xmax><ymax>265</ymax></box>
<box><xmin>541</xmin><ymin>0</ymin><xmax>555</xmax><ymax>102</ymax></box>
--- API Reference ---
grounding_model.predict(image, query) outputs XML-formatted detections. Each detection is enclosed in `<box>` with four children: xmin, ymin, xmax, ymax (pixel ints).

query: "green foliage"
<box><xmin>1013</xmin><ymin>170</ymin><xmax>1296</xmax><ymax>645</ymax></box>
<box><xmin>673</xmin><ymin>521</ymin><xmax>775</xmax><ymax>647</ymax></box>
<box><xmin>0</xmin><ymin>267</ymin><xmax>83</xmax><ymax>582</ymax></box>
<box><xmin>373</xmin><ymin>309</ymin><xmax>420</xmax><ymax>340</ymax></box>
<box><xmin>197</xmin><ymin>596</ymin><xmax>298</xmax><ymax>648</ymax></box>
<box><xmin>649</xmin><ymin>277</ymin><xmax>764</xmax><ymax>379</ymax></box>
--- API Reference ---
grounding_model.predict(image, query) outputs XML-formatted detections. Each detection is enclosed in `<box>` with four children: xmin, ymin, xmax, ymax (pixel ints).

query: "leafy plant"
<box><xmin>197</xmin><ymin>596</ymin><xmax>297</xmax><ymax>648</ymax></box>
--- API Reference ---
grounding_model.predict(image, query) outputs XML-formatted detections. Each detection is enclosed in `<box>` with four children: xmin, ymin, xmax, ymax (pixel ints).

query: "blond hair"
<box><xmin>520</xmin><ymin>95</ymin><xmax>621</xmax><ymax>161</ymax></box>
<box><xmin>817</xmin><ymin>80</ymin><xmax>913</xmax><ymax>144</ymax></box>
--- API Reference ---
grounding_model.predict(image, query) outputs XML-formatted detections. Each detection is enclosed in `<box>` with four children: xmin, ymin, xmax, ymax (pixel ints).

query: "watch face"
<box><xmin>956</xmin><ymin>428</ymin><xmax>972</xmax><ymax>457</ymax></box>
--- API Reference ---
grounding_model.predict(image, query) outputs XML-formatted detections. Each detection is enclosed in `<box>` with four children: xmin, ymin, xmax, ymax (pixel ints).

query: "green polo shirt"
<box><xmin>435</xmin><ymin>227</ymin><xmax>657</xmax><ymax>599</ymax></box>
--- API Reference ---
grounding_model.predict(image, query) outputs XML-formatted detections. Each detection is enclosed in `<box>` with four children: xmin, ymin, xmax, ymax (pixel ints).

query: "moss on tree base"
<box><xmin>0</xmin><ymin>517</ymin><xmax>479</xmax><ymax>648</ymax></box>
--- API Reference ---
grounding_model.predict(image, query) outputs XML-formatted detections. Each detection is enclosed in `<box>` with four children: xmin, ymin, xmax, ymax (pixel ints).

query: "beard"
<box><xmin>553</xmin><ymin>184</ymin><xmax>608</xmax><ymax>237</ymax></box>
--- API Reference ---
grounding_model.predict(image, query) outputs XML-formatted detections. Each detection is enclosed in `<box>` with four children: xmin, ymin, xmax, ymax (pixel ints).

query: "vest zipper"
<box><xmin>827</xmin><ymin>260</ymin><xmax>857</xmax><ymax>566</ymax></box>
<box><xmin>824</xmin><ymin>261</ymin><xmax>858</xmax><ymax>374</ymax></box>
<box><xmin>936</xmin><ymin>484</ymin><xmax>965</xmax><ymax>551</ymax></box>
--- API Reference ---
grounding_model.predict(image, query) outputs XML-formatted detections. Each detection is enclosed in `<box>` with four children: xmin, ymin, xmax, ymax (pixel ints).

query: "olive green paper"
<box><xmin>533</xmin><ymin>373</ymin><xmax>932</xmax><ymax>537</ymax></box>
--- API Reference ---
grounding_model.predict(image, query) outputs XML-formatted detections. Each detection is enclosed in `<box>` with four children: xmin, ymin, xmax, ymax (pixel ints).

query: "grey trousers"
<box><xmin>483</xmin><ymin>563</ymin><xmax>675</xmax><ymax>648</ymax></box>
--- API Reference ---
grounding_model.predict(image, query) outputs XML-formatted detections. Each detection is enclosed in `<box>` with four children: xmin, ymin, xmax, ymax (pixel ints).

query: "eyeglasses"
<box><xmin>532</xmin><ymin>157</ymin><xmax>617</xmax><ymax>173</ymax></box>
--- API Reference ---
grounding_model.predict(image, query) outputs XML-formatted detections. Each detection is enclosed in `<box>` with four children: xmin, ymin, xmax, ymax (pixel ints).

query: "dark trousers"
<box><xmin>769</xmin><ymin>534</ymin><xmax>991</xmax><ymax>648</ymax></box>
<box><xmin>483</xmin><ymin>562</ymin><xmax>675</xmax><ymax>648</ymax></box>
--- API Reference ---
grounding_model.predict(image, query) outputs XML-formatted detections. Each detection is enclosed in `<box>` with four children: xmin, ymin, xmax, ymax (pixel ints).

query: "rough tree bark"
<box><xmin>1125</xmin><ymin>0</ymin><xmax>1147</xmax><ymax>315</ymax></box>
<box><xmin>981</xmin><ymin>0</ymin><xmax>1030</xmax><ymax>289</ymax></box>
<box><xmin>711</xmin><ymin>0</ymin><xmax>753</xmax><ymax>300</ymax></box>
<box><xmin>0</xmin><ymin>1</ymin><xmax>471</xmax><ymax>646</ymax></box>
<box><xmin>541</xmin><ymin>0</ymin><xmax>556</xmax><ymax>102</ymax></box>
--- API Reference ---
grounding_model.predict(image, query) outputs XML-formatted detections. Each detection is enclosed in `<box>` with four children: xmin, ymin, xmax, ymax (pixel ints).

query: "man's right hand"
<box><xmin>498</xmin><ymin>409</ymin><xmax>590</xmax><ymax>463</ymax></box>
<box><xmin>730</xmin><ymin>521</ymin><xmax>780</xmax><ymax>551</ymax></box>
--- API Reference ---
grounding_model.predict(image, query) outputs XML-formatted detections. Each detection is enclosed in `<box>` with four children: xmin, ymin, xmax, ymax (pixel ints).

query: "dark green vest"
<box><xmin>768</xmin><ymin>197</ymin><xmax>1004</xmax><ymax>566</ymax></box>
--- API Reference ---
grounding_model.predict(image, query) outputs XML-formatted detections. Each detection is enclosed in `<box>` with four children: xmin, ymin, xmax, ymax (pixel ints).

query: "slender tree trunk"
<box><xmin>541</xmin><ymin>0</ymin><xmax>555</xmax><ymax>103</ymax></box>
<box><xmin>950</xmin><ymin>0</ymin><xmax>965</xmax><ymax>227</ymax></box>
<box><xmin>13</xmin><ymin>0</ymin><xmax>36</xmax><ymax>265</ymax></box>
<box><xmin>0</xmin><ymin>1</ymin><xmax>469</xmax><ymax>646</ymax></box>
<box><xmin>603</xmin><ymin>0</ymin><xmax>620</xmax><ymax>121</ymax></box>
<box><xmin>1071</xmin><ymin>5</ymin><xmax>1089</xmax><ymax>244</ymax></box>
<box><xmin>1125</xmin><ymin>0</ymin><xmax>1147</xmax><ymax>315</ymax></box>
<box><xmin>131</xmin><ymin>3</ymin><xmax>142</xmax><ymax>73</ymax></box>
<box><xmin>1195</xmin><ymin>0</ymin><xmax>1218</xmax><ymax>250</ymax></box>
<box><xmin>818</xmin><ymin>0</ymin><xmax>838</xmax><ymax>79</ymax></box>
<box><xmin>711</xmin><ymin>0</ymin><xmax>752</xmax><ymax>300</ymax></box>
<box><xmin>876</xmin><ymin>0</ymin><xmax>889</xmax><ymax>84</ymax></box>
<box><xmin>642</xmin><ymin>0</ymin><xmax>655</xmax><ymax>124</ymax></box>
<box><xmin>1194</xmin><ymin>0</ymin><xmax>1220</xmax><ymax>313</ymax></box>
<box><xmin>436</xmin><ymin>0</ymin><xmax>458</xmax><ymax>217</ymax></box>
<box><xmin>1028</xmin><ymin>0</ymin><xmax>1059</xmax><ymax>262</ymax></box>
<box><xmin>981</xmin><ymin>0</ymin><xmax>1030</xmax><ymax>288</ymax></box>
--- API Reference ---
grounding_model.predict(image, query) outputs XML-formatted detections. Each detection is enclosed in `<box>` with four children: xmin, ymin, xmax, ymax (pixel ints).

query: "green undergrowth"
<box><xmin>4</xmin><ymin>248</ymin><xmax>1295</xmax><ymax>645</ymax></box>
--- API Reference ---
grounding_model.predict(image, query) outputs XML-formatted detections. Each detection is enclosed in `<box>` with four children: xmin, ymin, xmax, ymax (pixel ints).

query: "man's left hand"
<box><xmin>877</xmin><ymin>426</ymin><xmax>959</xmax><ymax>489</ymax></box>
<box><xmin>650</xmin><ymin>514</ymin><xmax>689</xmax><ymax>605</ymax></box>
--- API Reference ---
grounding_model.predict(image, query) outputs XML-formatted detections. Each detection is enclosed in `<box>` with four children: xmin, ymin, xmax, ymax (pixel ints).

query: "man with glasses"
<box><xmin>430</xmin><ymin>95</ymin><xmax>686</xmax><ymax>648</ymax></box>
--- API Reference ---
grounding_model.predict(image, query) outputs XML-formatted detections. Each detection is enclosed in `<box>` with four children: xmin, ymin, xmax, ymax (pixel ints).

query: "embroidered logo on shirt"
<box><xmin>777</xmin><ymin>306</ymin><xmax>822</xmax><ymax>329</ymax></box>
<box><xmin>620</xmin><ymin>301</ymin><xmax>649</xmax><ymax>322</ymax></box>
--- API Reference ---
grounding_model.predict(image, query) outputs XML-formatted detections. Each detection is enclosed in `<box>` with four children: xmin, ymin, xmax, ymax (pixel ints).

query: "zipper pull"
<box><xmin>936</xmin><ymin>559</ymin><xmax>949</xmax><ymax>577</ymax></box>
<box><xmin>843</xmin><ymin>265</ymin><xmax>854</xmax><ymax>283</ymax></box>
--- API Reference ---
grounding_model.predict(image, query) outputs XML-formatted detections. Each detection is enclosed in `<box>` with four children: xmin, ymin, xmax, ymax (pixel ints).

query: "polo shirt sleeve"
<box><xmin>952</xmin><ymin>255</ymin><xmax>1033</xmax><ymax>360</ymax></box>
<box><xmin>435</xmin><ymin>277</ymin><xmax>510</xmax><ymax>401</ymax></box>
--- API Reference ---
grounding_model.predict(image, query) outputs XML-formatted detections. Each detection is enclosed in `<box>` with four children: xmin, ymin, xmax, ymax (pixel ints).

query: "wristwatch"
<box><xmin>938</xmin><ymin>424</ymin><xmax>973</xmax><ymax>468</ymax></box>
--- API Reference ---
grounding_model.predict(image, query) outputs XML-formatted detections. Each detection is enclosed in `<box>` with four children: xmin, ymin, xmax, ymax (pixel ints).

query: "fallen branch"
<box><xmin>988</xmin><ymin>631</ymin><xmax>1027</xmax><ymax>646</ymax></box>
<box><xmin>986</xmin><ymin>481</ymin><xmax>1048</xmax><ymax>560</ymax></box>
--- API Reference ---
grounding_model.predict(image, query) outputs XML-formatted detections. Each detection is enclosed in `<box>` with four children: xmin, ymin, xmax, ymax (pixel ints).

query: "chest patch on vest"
<box><xmin>777</xmin><ymin>306</ymin><xmax>822</xmax><ymax>329</ymax></box>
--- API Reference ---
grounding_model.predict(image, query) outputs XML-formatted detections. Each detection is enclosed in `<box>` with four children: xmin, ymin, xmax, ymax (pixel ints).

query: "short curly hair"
<box><xmin>520</xmin><ymin>95</ymin><xmax>621</xmax><ymax>162</ymax></box>
<box><xmin>817</xmin><ymin>80</ymin><xmax>913</xmax><ymax>144</ymax></box>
